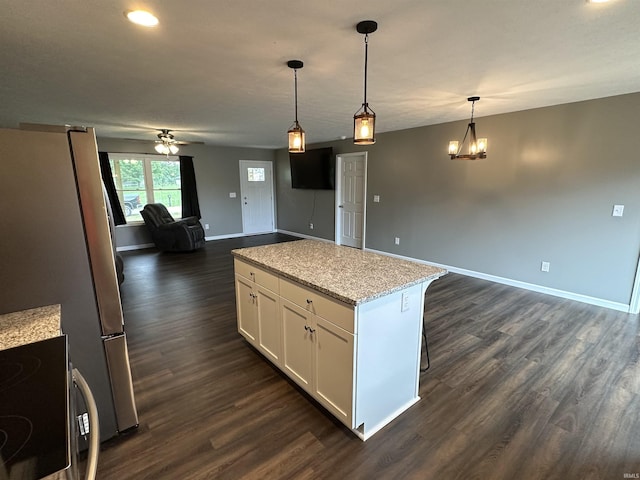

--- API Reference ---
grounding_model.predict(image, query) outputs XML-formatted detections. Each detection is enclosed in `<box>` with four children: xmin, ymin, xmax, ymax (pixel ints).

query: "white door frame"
<box><xmin>630</xmin><ymin>254</ymin><xmax>640</xmax><ymax>314</ymax></box>
<box><xmin>335</xmin><ymin>152</ymin><xmax>367</xmax><ymax>249</ymax></box>
<box><xmin>239</xmin><ymin>160</ymin><xmax>276</xmax><ymax>234</ymax></box>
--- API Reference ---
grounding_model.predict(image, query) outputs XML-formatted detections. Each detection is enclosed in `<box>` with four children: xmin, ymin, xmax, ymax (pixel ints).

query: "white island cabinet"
<box><xmin>232</xmin><ymin>240</ymin><xmax>447</xmax><ymax>441</ymax></box>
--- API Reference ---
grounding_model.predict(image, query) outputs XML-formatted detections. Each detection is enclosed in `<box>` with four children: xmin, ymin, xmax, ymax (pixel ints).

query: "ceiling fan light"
<box><xmin>169</xmin><ymin>144</ymin><xmax>180</xmax><ymax>154</ymax></box>
<box><xmin>154</xmin><ymin>143</ymin><xmax>167</xmax><ymax>154</ymax></box>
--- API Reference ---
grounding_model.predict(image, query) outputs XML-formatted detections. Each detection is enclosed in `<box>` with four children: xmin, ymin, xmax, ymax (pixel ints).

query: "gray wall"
<box><xmin>97</xmin><ymin>138</ymin><xmax>275</xmax><ymax>248</ymax></box>
<box><xmin>275</xmin><ymin>92</ymin><xmax>640</xmax><ymax>306</ymax></box>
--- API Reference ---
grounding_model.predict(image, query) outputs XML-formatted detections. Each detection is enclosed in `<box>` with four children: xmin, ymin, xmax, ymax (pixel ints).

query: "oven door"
<box><xmin>0</xmin><ymin>336</ymin><xmax>71</xmax><ymax>480</ymax></box>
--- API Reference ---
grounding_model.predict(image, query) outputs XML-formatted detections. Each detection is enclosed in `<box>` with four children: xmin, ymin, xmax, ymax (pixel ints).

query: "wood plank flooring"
<box><xmin>89</xmin><ymin>234</ymin><xmax>640</xmax><ymax>479</ymax></box>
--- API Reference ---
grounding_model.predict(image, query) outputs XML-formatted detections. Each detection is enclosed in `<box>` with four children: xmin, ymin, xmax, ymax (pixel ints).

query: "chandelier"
<box><xmin>448</xmin><ymin>96</ymin><xmax>487</xmax><ymax>160</ymax></box>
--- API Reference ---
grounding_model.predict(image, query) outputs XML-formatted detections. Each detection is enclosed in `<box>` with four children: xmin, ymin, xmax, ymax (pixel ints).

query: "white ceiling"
<box><xmin>1</xmin><ymin>1</ymin><xmax>639</xmax><ymax>149</ymax></box>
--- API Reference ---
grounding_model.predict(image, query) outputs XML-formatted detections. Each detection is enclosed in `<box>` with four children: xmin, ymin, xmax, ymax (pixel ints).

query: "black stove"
<box><xmin>0</xmin><ymin>335</ymin><xmax>70</xmax><ymax>479</ymax></box>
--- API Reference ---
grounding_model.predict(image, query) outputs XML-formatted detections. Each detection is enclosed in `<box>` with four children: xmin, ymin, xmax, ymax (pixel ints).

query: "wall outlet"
<box><xmin>309</xmin><ymin>223</ymin><xmax>314</xmax><ymax>229</ymax></box>
<box><xmin>541</xmin><ymin>261</ymin><xmax>550</xmax><ymax>272</ymax></box>
<box><xmin>401</xmin><ymin>292</ymin><xmax>410</xmax><ymax>312</ymax></box>
<box><xmin>394</xmin><ymin>237</ymin><xmax>400</xmax><ymax>245</ymax></box>
<box><xmin>229</xmin><ymin>192</ymin><xmax>236</xmax><ymax>198</ymax></box>
<box><xmin>204</xmin><ymin>223</ymin><xmax>210</xmax><ymax>230</ymax></box>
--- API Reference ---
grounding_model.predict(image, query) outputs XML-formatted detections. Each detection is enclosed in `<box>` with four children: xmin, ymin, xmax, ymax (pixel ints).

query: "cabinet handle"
<box><xmin>309</xmin><ymin>328</ymin><xmax>316</xmax><ymax>334</ymax></box>
<box><xmin>304</xmin><ymin>325</ymin><xmax>309</xmax><ymax>331</ymax></box>
<box><xmin>306</xmin><ymin>299</ymin><xmax>312</xmax><ymax>304</ymax></box>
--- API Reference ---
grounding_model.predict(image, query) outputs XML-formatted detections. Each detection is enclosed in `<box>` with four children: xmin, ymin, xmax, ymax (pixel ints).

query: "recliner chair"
<box><xmin>140</xmin><ymin>203</ymin><xmax>205</xmax><ymax>252</ymax></box>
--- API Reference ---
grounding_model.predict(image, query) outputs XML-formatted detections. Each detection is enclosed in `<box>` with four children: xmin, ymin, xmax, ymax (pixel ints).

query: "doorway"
<box><xmin>335</xmin><ymin>152</ymin><xmax>367</xmax><ymax>249</ymax></box>
<box><xmin>239</xmin><ymin>160</ymin><xmax>275</xmax><ymax>235</ymax></box>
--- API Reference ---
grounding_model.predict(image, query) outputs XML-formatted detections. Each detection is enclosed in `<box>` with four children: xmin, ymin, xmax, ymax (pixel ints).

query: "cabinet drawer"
<box><xmin>280</xmin><ymin>278</ymin><xmax>354</xmax><ymax>333</ymax></box>
<box><xmin>234</xmin><ymin>259</ymin><xmax>279</xmax><ymax>292</ymax></box>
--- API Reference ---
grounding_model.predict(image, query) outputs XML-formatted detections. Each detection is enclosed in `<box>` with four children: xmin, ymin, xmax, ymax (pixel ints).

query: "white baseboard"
<box><xmin>117</xmin><ymin>231</ymin><xmax>268</xmax><ymax>251</ymax></box>
<box><xmin>276</xmin><ymin>229</ymin><xmax>331</xmax><ymax>242</ymax></box>
<box><xmin>204</xmin><ymin>232</ymin><xmax>247</xmax><ymax>241</ymax></box>
<box><xmin>365</xmin><ymin>247</ymin><xmax>632</xmax><ymax>314</ymax></box>
<box><xmin>116</xmin><ymin>243</ymin><xmax>155</xmax><ymax>252</ymax></box>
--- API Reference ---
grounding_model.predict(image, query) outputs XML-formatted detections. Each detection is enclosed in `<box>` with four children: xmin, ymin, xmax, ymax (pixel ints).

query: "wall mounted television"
<box><xmin>289</xmin><ymin>147</ymin><xmax>335</xmax><ymax>190</ymax></box>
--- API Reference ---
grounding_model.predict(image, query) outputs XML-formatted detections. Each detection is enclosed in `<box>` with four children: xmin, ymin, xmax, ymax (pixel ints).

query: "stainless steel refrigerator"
<box><xmin>0</xmin><ymin>124</ymin><xmax>138</xmax><ymax>440</ymax></box>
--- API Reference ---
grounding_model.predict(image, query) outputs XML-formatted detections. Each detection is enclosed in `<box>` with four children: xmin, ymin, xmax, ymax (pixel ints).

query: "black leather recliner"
<box><xmin>140</xmin><ymin>203</ymin><xmax>205</xmax><ymax>252</ymax></box>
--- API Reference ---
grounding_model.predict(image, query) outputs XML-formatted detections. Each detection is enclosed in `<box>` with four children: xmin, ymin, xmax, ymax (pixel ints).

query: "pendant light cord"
<box><xmin>294</xmin><ymin>68</ymin><xmax>299</xmax><ymax>123</ymax></box>
<box><xmin>363</xmin><ymin>34</ymin><xmax>369</xmax><ymax>107</ymax></box>
<box><xmin>455</xmin><ymin>100</ymin><xmax>477</xmax><ymax>155</ymax></box>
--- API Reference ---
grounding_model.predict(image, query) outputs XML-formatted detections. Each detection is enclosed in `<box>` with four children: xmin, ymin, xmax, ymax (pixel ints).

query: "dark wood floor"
<box><xmin>90</xmin><ymin>234</ymin><xmax>640</xmax><ymax>479</ymax></box>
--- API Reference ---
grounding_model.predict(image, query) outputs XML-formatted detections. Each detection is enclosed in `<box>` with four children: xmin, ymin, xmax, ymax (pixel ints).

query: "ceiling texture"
<box><xmin>1</xmin><ymin>1</ymin><xmax>639</xmax><ymax>149</ymax></box>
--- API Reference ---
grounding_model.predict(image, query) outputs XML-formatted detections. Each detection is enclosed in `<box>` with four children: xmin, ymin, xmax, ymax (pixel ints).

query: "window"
<box><xmin>247</xmin><ymin>167</ymin><xmax>265</xmax><ymax>182</ymax></box>
<box><xmin>109</xmin><ymin>154</ymin><xmax>182</xmax><ymax>223</ymax></box>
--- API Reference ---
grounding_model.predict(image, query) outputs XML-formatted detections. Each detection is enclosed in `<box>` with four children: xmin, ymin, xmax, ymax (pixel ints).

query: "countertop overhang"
<box><xmin>232</xmin><ymin>240</ymin><xmax>447</xmax><ymax>305</ymax></box>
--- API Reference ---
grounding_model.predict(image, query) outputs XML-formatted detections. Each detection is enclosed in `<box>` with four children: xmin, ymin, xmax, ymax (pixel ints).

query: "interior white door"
<box><xmin>239</xmin><ymin>160</ymin><xmax>275</xmax><ymax>234</ymax></box>
<box><xmin>336</xmin><ymin>153</ymin><xmax>367</xmax><ymax>249</ymax></box>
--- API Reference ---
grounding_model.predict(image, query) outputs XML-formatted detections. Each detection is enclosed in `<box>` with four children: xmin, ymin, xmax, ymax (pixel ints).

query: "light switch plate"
<box><xmin>230</xmin><ymin>192</ymin><xmax>237</xmax><ymax>198</ymax></box>
<box><xmin>373</xmin><ymin>195</ymin><xmax>380</xmax><ymax>203</ymax></box>
<box><xmin>613</xmin><ymin>204</ymin><xmax>624</xmax><ymax>217</ymax></box>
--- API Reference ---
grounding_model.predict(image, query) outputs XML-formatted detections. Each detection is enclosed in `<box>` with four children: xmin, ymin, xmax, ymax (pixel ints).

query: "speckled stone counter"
<box><xmin>0</xmin><ymin>304</ymin><xmax>62</xmax><ymax>350</ymax></box>
<box><xmin>232</xmin><ymin>239</ymin><xmax>447</xmax><ymax>305</ymax></box>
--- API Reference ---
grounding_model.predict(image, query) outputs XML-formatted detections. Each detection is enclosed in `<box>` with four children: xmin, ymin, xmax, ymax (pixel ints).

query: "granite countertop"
<box><xmin>232</xmin><ymin>240</ymin><xmax>447</xmax><ymax>305</ymax></box>
<box><xmin>0</xmin><ymin>304</ymin><xmax>62</xmax><ymax>350</ymax></box>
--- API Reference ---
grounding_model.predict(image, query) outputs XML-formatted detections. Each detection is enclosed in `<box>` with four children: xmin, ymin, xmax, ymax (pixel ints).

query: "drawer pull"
<box><xmin>306</xmin><ymin>299</ymin><xmax>313</xmax><ymax>304</ymax></box>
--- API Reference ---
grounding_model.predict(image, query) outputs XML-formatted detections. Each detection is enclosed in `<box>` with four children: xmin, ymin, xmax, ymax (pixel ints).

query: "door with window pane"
<box><xmin>239</xmin><ymin>160</ymin><xmax>275</xmax><ymax>234</ymax></box>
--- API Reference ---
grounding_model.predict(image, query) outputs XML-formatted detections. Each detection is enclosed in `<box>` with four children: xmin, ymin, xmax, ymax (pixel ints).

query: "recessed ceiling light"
<box><xmin>125</xmin><ymin>10</ymin><xmax>159</xmax><ymax>27</ymax></box>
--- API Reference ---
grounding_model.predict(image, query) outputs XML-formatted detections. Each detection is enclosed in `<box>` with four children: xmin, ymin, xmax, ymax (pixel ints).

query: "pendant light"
<box><xmin>353</xmin><ymin>20</ymin><xmax>378</xmax><ymax>145</ymax></box>
<box><xmin>448</xmin><ymin>96</ymin><xmax>487</xmax><ymax>160</ymax></box>
<box><xmin>287</xmin><ymin>60</ymin><xmax>305</xmax><ymax>153</ymax></box>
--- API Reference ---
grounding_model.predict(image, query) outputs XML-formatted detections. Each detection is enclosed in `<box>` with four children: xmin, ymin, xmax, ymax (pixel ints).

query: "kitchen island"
<box><xmin>232</xmin><ymin>239</ymin><xmax>447</xmax><ymax>440</ymax></box>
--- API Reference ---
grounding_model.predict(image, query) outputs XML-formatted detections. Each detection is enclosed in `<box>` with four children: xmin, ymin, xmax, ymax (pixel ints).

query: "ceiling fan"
<box><xmin>154</xmin><ymin>129</ymin><xmax>191</xmax><ymax>155</ymax></box>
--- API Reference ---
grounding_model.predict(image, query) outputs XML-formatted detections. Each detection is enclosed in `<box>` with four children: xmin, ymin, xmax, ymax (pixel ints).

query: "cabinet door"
<box><xmin>236</xmin><ymin>275</ymin><xmax>258</xmax><ymax>344</ymax></box>
<box><xmin>256</xmin><ymin>285</ymin><xmax>281</xmax><ymax>365</ymax></box>
<box><xmin>314</xmin><ymin>316</ymin><xmax>355</xmax><ymax>427</ymax></box>
<box><xmin>281</xmin><ymin>299</ymin><xmax>313</xmax><ymax>392</ymax></box>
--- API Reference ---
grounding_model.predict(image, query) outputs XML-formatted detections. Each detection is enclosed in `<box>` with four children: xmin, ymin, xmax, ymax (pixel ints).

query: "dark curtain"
<box><xmin>180</xmin><ymin>156</ymin><xmax>201</xmax><ymax>219</ymax></box>
<box><xmin>98</xmin><ymin>151</ymin><xmax>127</xmax><ymax>225</ymax></box>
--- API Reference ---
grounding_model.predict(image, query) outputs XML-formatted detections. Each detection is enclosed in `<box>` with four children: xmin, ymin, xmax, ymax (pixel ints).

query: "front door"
<box><xmin>239</xmin><ymin>160</ymin><xmax>275</xmax><ymax>234</ymax></box>
<box><xmin>335</xmin><ymin>153</ymin><xmax>367</xmax><ymax>248</ymax></box>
